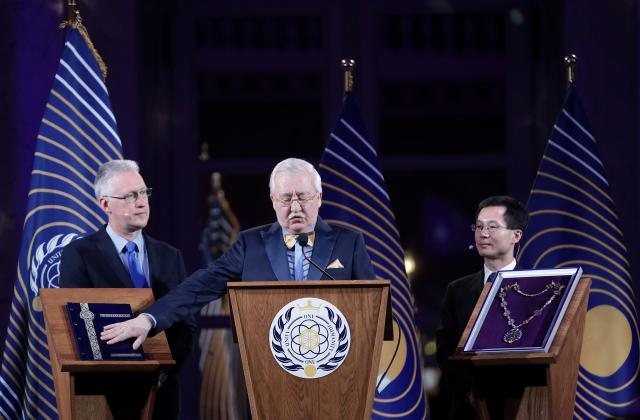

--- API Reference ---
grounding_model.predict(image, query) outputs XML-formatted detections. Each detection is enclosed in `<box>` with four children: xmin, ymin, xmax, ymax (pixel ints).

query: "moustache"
<box><xmin>288</xmin><ymin>212</ymin><xmax>305</xmax><ymax>220</ymax></box>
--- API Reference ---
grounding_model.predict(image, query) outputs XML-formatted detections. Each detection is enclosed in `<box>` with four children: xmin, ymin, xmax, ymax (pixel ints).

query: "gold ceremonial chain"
<box><xmin>499</xmin><ymin>281</ymin><xmax>565</xmax><ymax>344</ymax></box>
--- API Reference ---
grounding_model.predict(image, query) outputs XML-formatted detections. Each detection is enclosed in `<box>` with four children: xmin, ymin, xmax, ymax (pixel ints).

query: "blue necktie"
<box><xmin>125</xmin><ymin>242</ymin><xmax>147</xmax><ymax>288</ymax></box>
<box><xmin>487</xmin><ymin>272</ymin><xmax>498</xmax><ymax>283</ymax></box>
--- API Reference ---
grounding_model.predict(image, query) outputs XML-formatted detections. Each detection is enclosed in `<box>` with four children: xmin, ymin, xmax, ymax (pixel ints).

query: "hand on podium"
<box><xmin>101</xmin><ymin>314</ymin><xmax>153</xmax><ymax>350</ymax></box>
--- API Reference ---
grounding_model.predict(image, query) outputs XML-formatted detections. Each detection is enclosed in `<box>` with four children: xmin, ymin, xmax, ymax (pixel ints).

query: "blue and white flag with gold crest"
<box><xmin>319</xmin><ymin>93</ymin><xmax>428</xmax><ymax>419</ymax></box>
<box><xmin>519</xmin><ymin>85</ymin><xmax>640</xmax><ymax>417</ymax></box>
<box><xmin>0</xmin><ymin>25</ymin><xmax>122</xmax><ymax>419</ymax></box>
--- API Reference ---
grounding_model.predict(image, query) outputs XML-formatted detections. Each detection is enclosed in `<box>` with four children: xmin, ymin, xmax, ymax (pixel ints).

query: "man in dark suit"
<box><xmin>59</xmin><ymin>159</ymin><xmax>196</xmax><ymax>420</ymax></box>
<box><xmin>100</xmin><ymin>158</ymin><xmax>375</xmax><ymax>348</ymax></box>
<box><xmin>435</xmin><ymin>195</ymin><xmax>529</xmax><ymax>419</ymax></box>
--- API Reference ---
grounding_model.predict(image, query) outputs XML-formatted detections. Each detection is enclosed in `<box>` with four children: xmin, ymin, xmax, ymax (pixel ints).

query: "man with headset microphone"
<box><xmin>436</xmin><ymin>195</ymin><xmax>529</xmax><ymax>419</ymax></box>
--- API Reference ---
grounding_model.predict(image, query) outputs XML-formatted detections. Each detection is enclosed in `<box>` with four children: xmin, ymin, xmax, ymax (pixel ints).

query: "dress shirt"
<box><xmin>106</xmin><ymin>224</ymin><xmax>150</xmax><ymax>286</ymax></box>
<box><xmin>483</xmin><ymin>259</ymin><xmax>517</xmax><ymax>283</ymax></box>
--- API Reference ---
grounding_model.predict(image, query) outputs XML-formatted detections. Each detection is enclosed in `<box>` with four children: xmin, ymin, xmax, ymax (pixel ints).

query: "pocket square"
<box><xmin>327</xmin><ymin>259</ymin><xmax>344</xmax><ymax>269</ymax></box>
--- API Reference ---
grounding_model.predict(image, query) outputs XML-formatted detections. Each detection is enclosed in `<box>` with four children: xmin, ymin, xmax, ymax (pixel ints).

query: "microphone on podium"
<box><xmin>296</xmin><ymin>233</ymin><xmax>336</xmax><ymax>280</ymax></box>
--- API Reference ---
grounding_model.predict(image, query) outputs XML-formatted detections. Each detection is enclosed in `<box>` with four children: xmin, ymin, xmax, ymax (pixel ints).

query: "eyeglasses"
<box><xmin>273</xmin><ymin>192</ymin><xmax>317</xmax><ymax>207</ymax></box>
<box><xmin>470</xmin><ymin>223</ymin><xmax>509</xmax><ymax>234</ymax></box>
<box><xmin>104</xmin><ymin>188</ymin><xmax>153</xmax><ymax>204</ymax></box>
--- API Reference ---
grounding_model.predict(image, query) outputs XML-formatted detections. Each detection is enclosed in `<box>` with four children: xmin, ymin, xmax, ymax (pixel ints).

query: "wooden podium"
<box><xmin>451</xmin><ymin>277</ymin><xmax>591</xmax><ymax>419</ymax></box>
<box><xmin>40</xmin><ymin>288</ymin><xmax>175</xmax><ymax>420</ymax></box>
<box><xmin>228</xmin><ymin>280</ymin><xmax>392</xmax><ymax>419</ymax></box>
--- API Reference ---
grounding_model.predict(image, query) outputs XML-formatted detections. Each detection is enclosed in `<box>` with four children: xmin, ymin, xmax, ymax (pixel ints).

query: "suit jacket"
<box><xmin>147</xmin><ymin>217</ymin><xmax>376</xmax><ymax>331</ymax></box>
<box><xmin>435</xmin><ymin>270</ymin><xmax>484</xmax><ymax>419</ymax></box>
<box><xmin>436</xmin><ymin>270</ymin><xmax>484</xmax><ymax>369</ymax></box>
<box><xmin>58</xmin><ymin>226</ymin><xmax>196</xmax><ymax>366</ymax></box>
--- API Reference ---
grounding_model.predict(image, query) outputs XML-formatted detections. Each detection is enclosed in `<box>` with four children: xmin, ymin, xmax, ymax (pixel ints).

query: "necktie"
<box><xmin>294</xmin><ymin>245</ymin><xmax>304</xmax><ymax>281</ymax></box>
<box><xmin>487</xmin><ymin>272</ymin><xmax>498</xmax><ymax>283</ymax></box>
<box><xmin>284</xmin><ymin>233</ymin><xmax>315</xmax><ymax>280</ymax></box>
<box><xmin>283</xmin><ymin>232</ymin><xmax>315</xmax><ymax>250</ymax></box>
<box><xmin>124</xmin><ymin>241</ymin><xmax>148</xmax><ymax>288</ymax></box>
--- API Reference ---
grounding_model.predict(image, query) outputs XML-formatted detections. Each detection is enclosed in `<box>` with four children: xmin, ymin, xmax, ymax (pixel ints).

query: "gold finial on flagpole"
<box><xmin>66</xmin><ymin>0</ymin><xmax>78</xmax><ymax>23</ymax></box>
<box><xmin>565</xmin><ymin>54</ymin><xmax>577</xmax><ymax>84</ymax></box>
<box><xmin>341</xmin><ymin>59</ymin><xmax>355</xmax><ymax>93</ymax></box>
<box><xmin>199</xmin><ymin>142</ymin><xmax>210</xmax><ymax>161</ymax></box>
<box><xmin>59</xmin><ymin>0</ymin><xmax>108</xmax><ymax>80</ymax></box>
<box><xmin>61</xmin><ymin>0</ymin><xmax>80</xmax><ymax>27</ymax></box>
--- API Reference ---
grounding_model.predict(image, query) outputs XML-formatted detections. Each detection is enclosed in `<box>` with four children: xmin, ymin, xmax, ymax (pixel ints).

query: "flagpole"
<box><xmin>341</xmin><ymin>58</ymin><xmax>355</xmax><ymax>94</ymax></box>
<box><xmin>211</xmin><ymin>172</ymin><xmax>223</xmax><ymax>202</ymax></box>
<box><xmin>565</xmin><ymin>54</ymin><xmax>577</xmax><ymax>85</ymax></box>
<box><xmin>199</xmin><ymin>142</ymin><xmax>210</xmax><ymax>161</ymax></box>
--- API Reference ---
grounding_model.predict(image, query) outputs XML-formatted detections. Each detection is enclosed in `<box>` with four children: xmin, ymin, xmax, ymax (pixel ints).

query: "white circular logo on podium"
<box><xmin>269</xmin><ymin>297</ymin><xmax>351</xmax><ymax>379</ymax></box>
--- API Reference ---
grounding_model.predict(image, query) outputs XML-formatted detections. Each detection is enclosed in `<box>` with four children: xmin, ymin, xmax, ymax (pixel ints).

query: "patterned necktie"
<box><xmin>283</xmin><ymin>232</ymin><xmax>315</xmax><ymax>250</ymax></box>
<box><xmin>284</xmin><ymin>233</ymin><xmax>315</xmax><ymax>280</ymax></box>
<box><xmin>124</xmin><ymin>241</ymin><xmax>148</xmax><ymax>288</ymax></box>
<box><xmin>294</xmin><ymin>245</ymin><xmax>304</xmax><ymax>281</ymax></box>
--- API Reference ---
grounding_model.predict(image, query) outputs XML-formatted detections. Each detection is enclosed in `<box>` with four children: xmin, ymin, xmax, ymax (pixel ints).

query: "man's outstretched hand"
<box><xmin>100</xmin><ymin>314</ymin><xmax>153</xmax><ymax>350</ymax></box>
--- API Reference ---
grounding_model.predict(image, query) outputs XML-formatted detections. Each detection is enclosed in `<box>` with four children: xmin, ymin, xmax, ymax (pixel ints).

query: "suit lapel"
<box><xmin>471</xmin><ymin>270</ymin><xmax>484</xmax><ymax>300</ymax></box>
<box><xmin>95</xmin><ymin>227</ymin><xmax>134</xmax><ymax>288</ymax></box>
<box><xmin>308</xmin><ymin>217</ymin><xmax>336</xmax><ymax>280</ymax></box>
<box><xmin>261</xmin><ymin>222</ymin><xmax>291</xmax><ymax>281</ymax></box>
<box><xmin>144</xmin><ymin>233</ymin><xmax>160</xmax><ymax>294</ymax></box>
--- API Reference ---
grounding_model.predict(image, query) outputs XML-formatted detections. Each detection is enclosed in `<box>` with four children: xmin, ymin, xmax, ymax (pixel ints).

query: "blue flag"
<box><xmin>200</xmin><ymin>190</ymin><xmax>239</xmax><ymax>265</ymax></box>
<box><xmin>0</xmin><ymin>25</ymin><xmax>122</xmax><ymax>419</ymax></box>
<box><xmin>319</xmin><ymin>93</ymin><xmax>428</xmax><ymax>419</ymax></box>
<box><xmin>197</xmin><ymin>188</ymin><xmax>245</xmax><ymax>420</ymax></box>
<box><xmin>519</xmin><ymin>85</ymin><xmax>639</xmax><ymax>417</ymax></box>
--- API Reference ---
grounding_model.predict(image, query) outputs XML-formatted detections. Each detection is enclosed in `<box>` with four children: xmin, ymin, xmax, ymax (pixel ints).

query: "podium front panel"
<box><xmin>228</xmin><ymin>280</ymin><xmax>390</xmax><ymax>420</ymax></box>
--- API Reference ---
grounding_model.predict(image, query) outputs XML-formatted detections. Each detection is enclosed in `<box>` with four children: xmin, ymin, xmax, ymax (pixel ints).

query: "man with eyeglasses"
<box><xmin>436</xmin><ymin>195</ymin><xmax>529</xmax><ymax>419</ymax></box>
<box><xmin>59</xmin><ymin>159</ymin><xmax>196</xmax><ymax>420</ymax></box>
<box><xmin>99</xmin><ymin>158</ymin><xmax>375</xmax><ymax>355</ymax></box>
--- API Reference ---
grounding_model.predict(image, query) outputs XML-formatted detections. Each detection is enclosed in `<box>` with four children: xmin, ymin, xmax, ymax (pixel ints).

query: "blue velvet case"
<box><xmin>67</xmin><ymin>302</ymin><xmax>145</xmax><ymax>360</ymax></box>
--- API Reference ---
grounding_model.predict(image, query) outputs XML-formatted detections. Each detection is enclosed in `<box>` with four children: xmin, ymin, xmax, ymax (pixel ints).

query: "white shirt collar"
<box><xmin>483</xmin><ymin>259</ymin><xmax>517</xmax><ymax>283</ymax></box>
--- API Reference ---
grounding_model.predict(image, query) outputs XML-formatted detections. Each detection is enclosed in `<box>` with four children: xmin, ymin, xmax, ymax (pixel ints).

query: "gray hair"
<box><xmin>269</xmin><ymin>158</ymin><xmax>322</xmax><ymax>195</ymax></box>
<box><xmin>94</xmin><ymin>159</ymin><xmax>140</xmax><ymax>199</ymax></box>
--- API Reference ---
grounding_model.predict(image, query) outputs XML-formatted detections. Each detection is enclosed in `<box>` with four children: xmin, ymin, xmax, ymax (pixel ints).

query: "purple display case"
<box><xmin>463</xmin><ymin>268</ymin><xmax>583</xmax><ymax>353</ymax></box>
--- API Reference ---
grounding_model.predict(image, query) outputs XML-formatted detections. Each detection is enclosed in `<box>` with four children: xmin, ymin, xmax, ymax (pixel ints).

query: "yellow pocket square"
<box><xmin>327</xmin><ymin>259</ymin><xmax>344</xmax><ymax>269</ymax></box>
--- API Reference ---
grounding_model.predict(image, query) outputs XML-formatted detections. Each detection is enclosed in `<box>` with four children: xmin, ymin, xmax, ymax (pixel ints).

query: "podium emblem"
<box><xmin>270</xmin><ymin>297</ymin><xmax>351</xmax><ymax>379</ymax></box>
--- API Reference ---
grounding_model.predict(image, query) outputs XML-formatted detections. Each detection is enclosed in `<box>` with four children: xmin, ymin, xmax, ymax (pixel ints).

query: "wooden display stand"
<box><xmin>228</xmin><ymin>280</ymin><xmax>392</xmax><ymax>419</ymax></box>
<box><xmin>451</xmin><ymin>278</ymin><xmax>591</xmax><ymax>419</ymax></box>
<box><xmin>40</xmin><ymin>288</ymin><xmax>175</xmax><ymax>420</ymax></box>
